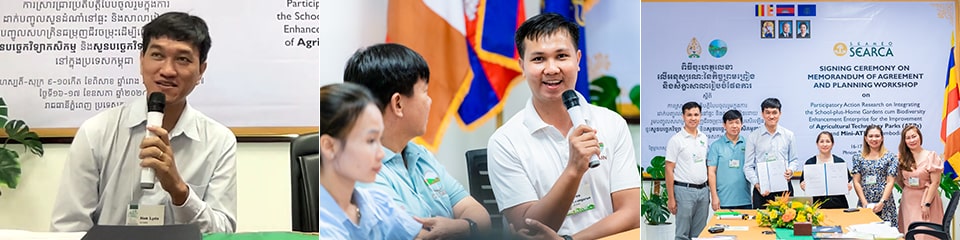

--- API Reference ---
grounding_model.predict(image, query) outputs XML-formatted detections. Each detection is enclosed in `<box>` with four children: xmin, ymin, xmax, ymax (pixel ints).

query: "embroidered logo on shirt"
<box><xmin>423</xmin><ymin>171</ymin><xmax>447</xmax><ymax>200</ymax></box>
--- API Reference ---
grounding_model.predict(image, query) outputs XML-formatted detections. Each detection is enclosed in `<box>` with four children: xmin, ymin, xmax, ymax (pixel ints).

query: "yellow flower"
<box><xmin>770</xmin><ymin>211</ymin><xmax>778</xmax><ymax>219</ymax></box>
<box><xmin>817</xmin><ymin>213</ymin><xmax>825</xmax><ymax>222</ymax></box>
<box><xmin>796</xmin><ymin>214</ymin><xmax>807</xmax><ymax>222</ymax></box>
<box><xmin>791</xmin><ymin>201</ymin><xmax>803</xmax><ymax>209</ymax></box>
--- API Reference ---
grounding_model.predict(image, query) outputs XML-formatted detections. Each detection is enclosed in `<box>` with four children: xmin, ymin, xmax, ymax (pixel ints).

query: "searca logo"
<box><xmin>834</xmin><ymin>41</ymin><xmax>895</xmax><ymax>57</ymax></box>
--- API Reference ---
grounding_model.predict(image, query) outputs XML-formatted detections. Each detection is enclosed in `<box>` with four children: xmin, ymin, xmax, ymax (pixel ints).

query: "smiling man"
<box><xmin>487</xmin><ymin>13</ymin><xmax>641</xmax><ymax>240</ymax></box>
<box><xmin>51</xmin><ymin>12</ymin><xmax>237</xmax><ymax>233</ymax></box>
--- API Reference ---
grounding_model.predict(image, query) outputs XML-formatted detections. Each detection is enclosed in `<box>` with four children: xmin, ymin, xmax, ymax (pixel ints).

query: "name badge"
<box><xmin>567</xmin><ymin>180</ymin><xmax>595</xmax><ymax>216</ymax></box>
<box><xmin>729</xmin><ymin>159</ymin><xmax>740</xmax><ymax>168</ymax></box>
<box><xmin>126</xmin><ymin>204</ymin><xmax>164</xmax><ymax>226</ymax></box>
<box><xmin>693</xmin><ymin>152</ymin><xmax>705</xmax><ymax>163</ymax></box>
<box><xmin>864</xmin><ymin>175</ymin><xmax>878</xmax><ymax>185</ymax></box>
<box><xmin>765</xmin><ymin>153</ymin><xmax>777</xmax><ymax>162</ymax></box>
<box><xmin>908</xmin><ymin>177</ymin><xmax>921</xmax><ymax>187</ymax></box>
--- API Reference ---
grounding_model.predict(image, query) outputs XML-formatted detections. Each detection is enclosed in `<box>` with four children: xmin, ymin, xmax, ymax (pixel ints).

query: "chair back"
<box><xmin>942</xmin><ymin>190</ymin><xmax>960</xmax><ymax>233</ymax></box>
<box><xmin>465</xmin><ymin>148</ymin><xmax>502</xmax><ymax>231</ymax></box>
<box><xmin>290</xmin><ymin>132</ymin><xmax>319</xmax><ymax>232</ymax></box>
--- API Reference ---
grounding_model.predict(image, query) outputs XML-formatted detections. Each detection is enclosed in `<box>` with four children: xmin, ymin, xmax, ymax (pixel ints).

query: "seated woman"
<box><xmin>800</xmin><ymin>131</ymin><xmax>852</xmax><ymax>209</ymax></box>
<box><xmin>320</xmin><ymin>82</ymin><xmax>425</xmax><ymax>239</ymax></box>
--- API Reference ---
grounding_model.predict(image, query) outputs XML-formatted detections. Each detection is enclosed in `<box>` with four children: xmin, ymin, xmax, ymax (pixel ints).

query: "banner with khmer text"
<box><xmin>641</xmin><ymin>2</ymin><xmax>955</xmax><ymax>166</ymax></box>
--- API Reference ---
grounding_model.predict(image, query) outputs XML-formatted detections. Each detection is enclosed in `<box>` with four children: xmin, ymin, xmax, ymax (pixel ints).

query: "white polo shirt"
<box><xmin>666</xmin><ymin>129</ymin><xmax>709</xmax><ymax>184</ymax></box>
<box><xmin>487</xmin><ymin>94</ymin><xmax>641</xmax><ymax>235</ymax></box>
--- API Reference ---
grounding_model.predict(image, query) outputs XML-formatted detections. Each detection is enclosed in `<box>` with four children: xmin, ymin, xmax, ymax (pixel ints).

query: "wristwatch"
<box><xmin>560</xmin><ymin>235</ymin><xmax>574</xmax><ymax>240</ymax></box>
<box><xmin>463</xmin><ymin>218</ymin><xmax>478</xmax><ymax>236</ymax></box>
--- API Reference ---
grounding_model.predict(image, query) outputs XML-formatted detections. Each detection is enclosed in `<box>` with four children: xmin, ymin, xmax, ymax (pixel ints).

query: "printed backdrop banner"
<box><xmin>640</xmin><ymin>1</ymin><xmax>956</xmax><ymax>166</ymax></box>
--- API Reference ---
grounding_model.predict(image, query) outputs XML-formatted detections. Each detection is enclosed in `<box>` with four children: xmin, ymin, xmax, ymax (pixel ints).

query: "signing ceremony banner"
<box><xmin>640</xmin><ymin>1</ymin><xmax>955</xmax><ymax>166</ymax></box>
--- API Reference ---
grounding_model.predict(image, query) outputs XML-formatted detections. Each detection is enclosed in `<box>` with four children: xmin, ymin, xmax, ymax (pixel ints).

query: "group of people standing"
<box><xmin>666</xmin><ymin>98</ymin><xmax>946</xmax><ymax>240</ymax></box>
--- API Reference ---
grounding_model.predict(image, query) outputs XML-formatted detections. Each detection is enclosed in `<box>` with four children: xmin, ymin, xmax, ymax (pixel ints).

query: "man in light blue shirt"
<box><xmin>345</xmin><ymin>43</ymin><xmax>490</xmax><ymax>239</ymax></box>
<box><xmin>743</xmin><ymin>98</ymin><xmax>800</xmax><ymax>208</ymax></box>
<box><xmin>707</xmin><ymin>110</ymin><xmax>752</xmax><ymax>210</ymax></box>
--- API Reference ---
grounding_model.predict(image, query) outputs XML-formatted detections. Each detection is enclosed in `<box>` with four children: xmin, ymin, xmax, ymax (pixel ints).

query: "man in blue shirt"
<box><xmin>707</xmin><ymin>110</ymin><xmax>752</xmax><ymax>210</ymax></box>
<box><xmin>345</xmin><ymin>43</ymin><xmax>490</xmax><ymax>239</ymax></box>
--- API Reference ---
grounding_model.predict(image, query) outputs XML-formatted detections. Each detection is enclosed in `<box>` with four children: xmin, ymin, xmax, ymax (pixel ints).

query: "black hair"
<box><xmin>320</xmin><ymin>82</ymin><xmax>379</xmax><ymax>141</ymax></box>
<box><xmin>514</xmin><ymin>13</ymin><xmax>580</xmax><ymax>59</ymax></box>
<box><xmin>343</xmin><ymin>43</ymin><xmax>430</xmax><ymax>112</ymax></box>
<box><xmin>816</xmin><ymin>131</ymin><xmax>834</xmax><ymax>144</ymax></box>
<box><xmin>141</xmin><ymin>12</ymin><xmax>212</xmax><ymax>63</ymax></box>
<box><xmin>681</xmin><ymin>101</ymin><xmax>701</xmax><ymax>114</ymax></box>
<box><xmin>761</xmin><ymin>98</ymin><xmax>781</xmax><ymax>111</ymax></box>
<box><xmin>722</xmin><ymin>109</ymin><xmax>742</xmax><ymax>123</ymax></box>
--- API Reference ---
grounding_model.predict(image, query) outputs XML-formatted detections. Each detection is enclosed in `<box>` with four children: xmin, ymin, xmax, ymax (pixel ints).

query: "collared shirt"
<box><xmin>50</xmin><ymin>97</ymin><xmax>238</xmax><ymax>233</ymax></box>
<box><xmin>487</xmin><ymin>93</ymin><xmax>641</xmax><ymax>235</ymax></box>
<box><xmin>359</xmin><ymin>142</ymin><xmax>468</xmax><ymax>218</ymax></box>
<box><xmin>706</xmin><ymin>135</ymin><xmax>751</xmax><ymax>207</ymax></box>
<box><xmin>743</xmin><ymin>125</ymin><xmax>799</xmax><ymax>188</ymax></box>
<box><xmin>320</xmin><ymin>184</ymin><xmax>422</xmax><ymax>239</ymax></box>
<box><xmin>666</xmin><ymin>128</ymin><xmax>709</xmax><ymax>184</ymax></box>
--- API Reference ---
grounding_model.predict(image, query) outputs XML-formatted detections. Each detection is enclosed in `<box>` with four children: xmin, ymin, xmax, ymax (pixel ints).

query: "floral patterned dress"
<box><xmin>851</xmin><ymin>152</ymin><xmax>898</xmax><ymax>228</ymax></box>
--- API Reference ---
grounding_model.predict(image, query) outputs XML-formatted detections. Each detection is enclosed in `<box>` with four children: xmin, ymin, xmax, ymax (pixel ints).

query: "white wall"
<box><xmin>0</xmin><ymin>143</ymin><xmax>293</xmax><ymax>233</ymax></box>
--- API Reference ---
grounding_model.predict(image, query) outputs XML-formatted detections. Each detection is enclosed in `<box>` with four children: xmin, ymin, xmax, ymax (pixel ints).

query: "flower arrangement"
<box><xmin>756</xmin><ymin>193</ymin><xmax>826</xmax><ymax>228</ymax></box>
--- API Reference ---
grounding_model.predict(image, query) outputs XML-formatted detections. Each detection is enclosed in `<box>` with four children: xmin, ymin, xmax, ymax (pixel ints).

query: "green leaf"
<box><xmin>629</xmin><ymin>85</ymin><xmax>640</xmax><ymax>110</ymax></box>
<box><xmin>589</xmin><ymin>75</ymin><xmax>621</xmax><ymax>113</ymax></box>
<box><xmin>646</xmin><ymin>156</ymin><xmax>666</xmax><ymax>179</ymax></box>
<box><xmin>0</xmin><ymin>98</ymin><xmax>7</xmax><ymax>130</ymax></box>
<box><xmin>5</xmin><ymin>120</ymin><xmax>43</xmax><ymax>156</ymax></box>
<box><xmin>0</xmin><ymin>148</ymin><xmax>21</xmax><ymax>189</ymax></box>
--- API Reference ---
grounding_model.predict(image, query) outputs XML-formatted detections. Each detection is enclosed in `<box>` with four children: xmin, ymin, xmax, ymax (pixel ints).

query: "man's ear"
<box><xmin>198</xmin><ymin>62</ymin><xmax>207</xmax><ymax>85</ymax></box>
<box><xmin>576</xmin><ymin>50</ymin><xmax>582</xmax><ymax>71</ymax></box>
<box><xmin>320</xmin><ymin>134</ymin><xmax>339</xmax><ymax>161</ymax></box>
<box><xmin>389</xmin><ymin>93</ymin><xmax>404</xmax><ymax>118</ymax></box>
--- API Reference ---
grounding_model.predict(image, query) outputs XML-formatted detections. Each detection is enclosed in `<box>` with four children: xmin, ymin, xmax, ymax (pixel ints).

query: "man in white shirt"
<box><xmin>665</xmin><ymin>101</ymin><xmax>710</xmax><ymax>240</ymax></box>
<box><xmin>50</xmin><ymin>12</ymin><xmax>237</xmax><ymax>233</ymax></box>
<box><xmin>487</xmin><ymin>13</ymin><xmax>641</xmax><ymax>240</ymax></box>
<box><xmin>743</xmin><ymin>97</ymin><xmax>799</xmax><ymax>208</ymax></box>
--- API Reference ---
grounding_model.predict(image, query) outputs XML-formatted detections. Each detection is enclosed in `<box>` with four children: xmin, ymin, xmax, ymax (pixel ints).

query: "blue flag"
<box><xmin>542</xmin><ymin>0</ymin><xmax>591</xmax><ymax>101</ymax></box>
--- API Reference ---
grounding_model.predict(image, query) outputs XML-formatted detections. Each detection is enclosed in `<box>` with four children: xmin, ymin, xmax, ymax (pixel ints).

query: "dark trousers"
<box><xmin>751</xmin><ymin>183</ymin><xmax>794</xmax><ymax>209</ymax></box>
<box><xmin>721</xmin><ymin>204</ymin><xmax>753</xmax><ymax>210</ymax></box>
<box><xmin>814</xmin><ymin>195</ymin><xmax>850</xmax><ymax>209</ymax></box>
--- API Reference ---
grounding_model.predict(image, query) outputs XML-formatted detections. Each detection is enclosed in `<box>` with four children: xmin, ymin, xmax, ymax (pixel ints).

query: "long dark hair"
<box><xmin>898</xmin><ymin>125</ymin><xmax>923</xmax><ymax>171</ymax></box>
<box><xmin>861</xmin><ymin>125</ymin><xmax>888</xmax><ymax>157</ymax></box>
<box><xmin>320</xmin><ymin>82</ymin><xmax>379</xmax><ymax>157</ymax></box>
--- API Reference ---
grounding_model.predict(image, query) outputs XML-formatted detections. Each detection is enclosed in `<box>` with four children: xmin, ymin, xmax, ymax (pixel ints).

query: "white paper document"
<box><xmin>803</xmin><ymin>162</ymin><xmax>848</xmax><ymax>196</ymax></box>
<box><xmin>757</xmin><ymin>160</ymin><xmax>789</xmax><ymax>193</ymax></box>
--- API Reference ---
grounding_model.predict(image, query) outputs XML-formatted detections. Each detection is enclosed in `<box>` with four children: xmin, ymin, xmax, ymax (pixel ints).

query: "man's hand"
<box><xmin>414</xmin><ymin>217</ymin><xmax>469</xmax><ymax>240</ymax></box>
<box><xmin>668</xmin><ymin>197</ymin><xmax>677</xmax><ymax>214</ymax></box>
<box><xmin>784</xmin><ymin>169</ymin><xmax>793</xmax><ymax>181</ymax></box>
<box><xmin>567</xmin><ymin>125</ymin><xmax>600</xmax><ymax>175</ymax></box>
<box><xmin>756</xmin><ymin>184</ymin><xmax>770</xmax><ymax>197</ymax></box>
<box><xmin>510</xmin><ymin>218</ymin><xmax>561</xmax><ymax>240</ymax></box>
<box><xmin>710</xmin><ymin>195</ymin><xmax>720</xmax><ymax>211</ymax></box>
<box><xmin>140</xmin><ymin>126</ymin><xmax>188</xmax><ymax>205</ymax></box>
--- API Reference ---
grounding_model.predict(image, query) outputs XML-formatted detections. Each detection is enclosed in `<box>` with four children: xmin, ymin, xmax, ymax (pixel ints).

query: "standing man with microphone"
<box><xmin>51</xmin><ymin>12</ymin><xmax>237</xmax><ymax>233</ymax></box>
<box><xmin>487</xmin><ymin>13</ymin><xmax>640</xmax><ymax>240</ymax></box>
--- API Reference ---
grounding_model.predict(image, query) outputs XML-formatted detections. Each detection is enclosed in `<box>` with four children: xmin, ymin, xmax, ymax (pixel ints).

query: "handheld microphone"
<box><xmin>562</xmin><ymin>90</ymin><xmax>600</xmax><ymax>168</ymax></box>
<box><xmin>140</xmin><ymin>92</ymin><xmax>165</xmax><ymax>189</ymax></box>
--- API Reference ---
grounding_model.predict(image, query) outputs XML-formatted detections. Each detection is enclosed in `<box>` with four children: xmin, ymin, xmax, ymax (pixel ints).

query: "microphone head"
<box><xmin>562</xmin><ymin>90</ymin><xmax>581</xmax><ymax>109</ymax></box>
<box><xmin>147</xmin><ymin>92</ymin><xmax>166</xmax><ymax>112</ymax></box>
